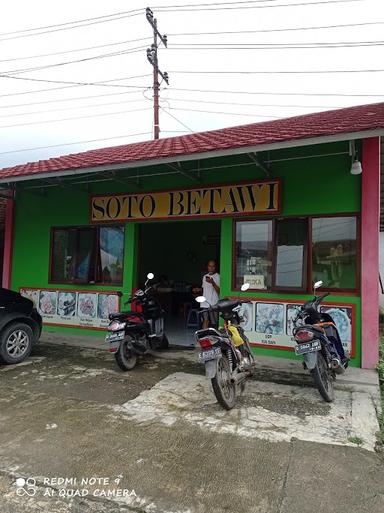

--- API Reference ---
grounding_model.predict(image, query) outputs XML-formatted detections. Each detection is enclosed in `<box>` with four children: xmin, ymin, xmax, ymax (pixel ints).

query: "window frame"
<box><xmin>232</xmin><ymin>213</ymin><xmax>360</xmax><ymax>294</ymax></box>
<box><xmin>49</xmin><ymin>225</ymin><xmax>125</xmax><ymax>286</ymax></box>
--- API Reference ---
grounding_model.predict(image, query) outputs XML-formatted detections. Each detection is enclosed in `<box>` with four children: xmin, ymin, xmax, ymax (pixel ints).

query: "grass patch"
<box><xmin>348</xmin><ymin>436</ymin><xmax>364</xmax><ymax>446</ymax></box>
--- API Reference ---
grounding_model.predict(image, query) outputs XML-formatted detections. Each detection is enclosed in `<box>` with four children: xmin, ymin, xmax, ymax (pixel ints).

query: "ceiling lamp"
<box><xmin>350</xmin><ymin>158</ymin><xmax>363</xmax><ymax>175</ymax></box>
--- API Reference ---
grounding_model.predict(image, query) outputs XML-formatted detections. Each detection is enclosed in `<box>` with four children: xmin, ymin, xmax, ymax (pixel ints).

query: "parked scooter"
<box><xmin>106</xmin><ymin>273</ymin><xmax>169</xmax><ymax>371</ymax></box>
<box><xmin>194</xmin><ymin>284</ymin><xmax>255</xmax><ymax>410</ymax></box>
<box><xmin>292</xmin><ymin>280</ymin><xmax>349</xmax><ymax>402</ymax></box>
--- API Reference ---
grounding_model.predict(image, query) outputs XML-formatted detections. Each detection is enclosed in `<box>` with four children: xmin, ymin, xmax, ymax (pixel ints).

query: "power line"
<box><xmin>0</xmin><ymin>11</ymin><xmax>143</xmax><ymax>42</ymax></box>
<box><xmin>160</xmin><ymin>106</ymin><xmax>194</xmax><ymax>133</ymax></box>
<box><xmin>0</xmin><ymin>90</ymin><xmax>146</xmax><ymax>109</ymax></box>
<box><xmin>0</xmin><ymin>37</ymin><xmax>152</xmax><ymax>63</ymax></box>
<box><xmin>0</xmin><ymin>90</ymin><xmax>144</xmax><ymax>110</ymax></box>
<box><xmin>2</xmin><ymin>46</ymin><xmax>148</xmax><ymax>76</ymax></box>
<box><xmin>169</xmin><ymin>41</ymin><xmax>384</xmax><ymax>49</ymax></box>
<box><xmin>0</xmin><ymin>97</ymin><xmax>149</xmax><ymax>119</ymax></box>
<box><xmin>0</xmin><ymin>74</ymin><xmax>151</xmax><ymax>97</ymax></box>
<box><xmin>0</xmin><ymin>132</ymin><xmax>152</xmax><ymax>155</ymax></box>
<box><xmin>166</xmin><ymin>106</ymin><xmax>282</xmax><ymax>118</ymax></box>
<box><xmin>0</xmin><ymin>106</ymin><xmax>152</xmax><ymax>130</ymax></box>
<box><xmin>168</xmin><ymin>86</ymin><xmax>384</xmax><ymax>97</ymax></box>
<box><xmin>163</xmin><ymin>96</ymin><xmax>340</xmax><ymax>109</ymax></box>
<box><xmin>169</xmin><ymin>21</ymin><xmax>384</xmax><ymax>36</ymax></box>
<box><xmin>170</xmin><ymin>68</ymin><xmax>384</xmax><ymax>74</ymax></box>
<box><xmin>156</xmin><ymin>0</ymin><xmax>362</xmax><ymax>12</ymax></box>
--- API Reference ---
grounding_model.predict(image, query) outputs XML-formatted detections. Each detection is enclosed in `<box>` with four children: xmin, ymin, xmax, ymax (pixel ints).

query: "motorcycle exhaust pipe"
<box><xmin>330</xmin><ymin>358</ymin><xmax>345</xmax><ymax>374</ymax></box>
<box><xmin>231</xmin><ymin>371</ymin><xmax>252</xmax><ymax>385</ymax></box>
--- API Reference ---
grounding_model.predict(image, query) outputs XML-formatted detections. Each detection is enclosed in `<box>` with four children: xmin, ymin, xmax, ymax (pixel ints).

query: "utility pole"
<box><xmin>146</xmin><ymin>7</ymin><xmax>169</xmax><ymax>140</ymax></box>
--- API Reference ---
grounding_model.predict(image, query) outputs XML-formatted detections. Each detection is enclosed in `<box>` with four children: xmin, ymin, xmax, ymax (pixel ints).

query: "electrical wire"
<box><xmin>169</xmin><ymin>41</ymin><xmax>384</xmax><ymax>49</ymax></box>
<box><xmin>0</xmin><ymin>97</ymin><xmax>148</xmax><ymax>119</ymax></box>
<box><xmin>159</xmin><ymin>106</ymin><xmax>195</xmax><ymax>133</ymax></box>
<box><xmin>0</xmin><ymin>90</ymin><xmax>145</xmax><ymax>110</ymax></box>
<box><xmin>169</xmin><ymin>21</ymin><xmax>384</xmax><ymax>36</ymax></box>
<box><xmin>0</xmin><ymin>37</ymin><xmax>152</xmax><ymax>63</ymax></box>
<box><xmin>0</xmin><ymin>74</ymin><xmax>152</xmax><ymax>97</ymax></box>
<box><xmin>0</xmin><ymin>11</ymin><xmax>143</xmax><ymax>42</ymax></box>
<box><xmin>166</xmin><ymin>106</ymin><xmax>282</xmax><ymax>118</ymax></box>
<box><xmin>163</xmin><ymin>96</ymin><xmax>340</xmax><ymax>109</ymax></box>
<box><xmin>156</xmin><ymin>0</ymin><xmax>362</xmax><ymax>12</ymax></box>
<box><xmin>170</xmin><ymin>68</ymin><xmax>384</xmax><ymax>74</ymax></box>
<box><xmin>0</xmin><ymin>106</ymin><xmax>152</xmax><ymax>130</ymax></box>
<box><xmin>2</xmin><ymin>46</ymin><xmax>148</xmax><ymax>76</ymax></box>
<box><xmin>0</xmin><ymin>132</ymin><xmax>152</xmax><ymax>155</ymax></box>
<box><xmin>167</xmin><ymin>86</ymin><xmax>384</xmax><ymax>98</ymax></box>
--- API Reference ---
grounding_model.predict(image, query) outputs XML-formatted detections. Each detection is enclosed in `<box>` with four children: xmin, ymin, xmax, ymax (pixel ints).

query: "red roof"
<box><xmin>1</xmin><ymin>102</ymin><xmax>383</xmax><ymax>181</ymax></box>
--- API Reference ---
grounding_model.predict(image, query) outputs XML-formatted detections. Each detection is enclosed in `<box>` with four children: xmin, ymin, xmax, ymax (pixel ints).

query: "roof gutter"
<box><xmin>0</xmin><ymin>128</ymin><xmax>382</xmax><ymax>185</ymax></box>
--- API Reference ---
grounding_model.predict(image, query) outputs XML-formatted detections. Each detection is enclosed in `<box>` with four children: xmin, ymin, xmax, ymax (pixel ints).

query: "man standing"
<box><xmin>200</xmin><ymin>260</ymin><xmax>220</xmax><ymax>329</ymax></box>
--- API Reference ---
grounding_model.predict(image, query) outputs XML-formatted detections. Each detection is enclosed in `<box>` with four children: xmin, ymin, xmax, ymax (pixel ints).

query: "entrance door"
<box><xmin>137</xmin><ymin>220</ymin><xmax>221</xmax><ymax>347</ymax></box>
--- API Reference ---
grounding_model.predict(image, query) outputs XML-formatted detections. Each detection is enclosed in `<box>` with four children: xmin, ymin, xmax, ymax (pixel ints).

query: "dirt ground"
<box><xmin>0</xmin><ymin>341</ymin><xmax>383</xmax><ymax>513</ymax></box>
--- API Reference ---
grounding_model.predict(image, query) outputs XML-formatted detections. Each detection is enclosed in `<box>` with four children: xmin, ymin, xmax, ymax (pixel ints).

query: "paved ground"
<box><xmin>0</xmin><ymin>336</ymin><xmax>383</xmax><ymax>513</ymax></box>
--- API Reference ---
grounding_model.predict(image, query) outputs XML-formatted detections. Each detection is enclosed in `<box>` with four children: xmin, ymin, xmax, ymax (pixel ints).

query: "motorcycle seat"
<box><xmin>109</xmin><ymin>311</ymin><xmax>145</xmax><ymax>321</ymax></box>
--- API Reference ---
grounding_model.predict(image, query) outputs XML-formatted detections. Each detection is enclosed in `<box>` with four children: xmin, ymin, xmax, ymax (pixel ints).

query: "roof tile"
<box><xmin>0</xmin><ymin>102</ymin><xmax>383</xmax><ymax>180</ymax></box>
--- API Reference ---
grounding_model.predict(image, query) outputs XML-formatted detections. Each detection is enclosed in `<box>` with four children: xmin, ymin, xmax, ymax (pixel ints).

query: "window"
<box><xmin>235</xmin><ymin>220</ymin><xmax>273</xmax><ymax>289</ymax></box>
<box><xmin>312</xmin><ymin>217</ymin><xmax>357</xmax><ymax>290</ymax></box>
<box><xmin>275</xmin><ymin>219</ymin><xmax>307</xmax><ymax>289</ymax></box>
<box><xmin>234</xmin><ymin>215</ymin><xmax>358</xmax><ymax>292</ymax></box>
<box><xmin>50</xmin><ymin>226</ymin><xmax>124</xmax><ymax>284</ymax></box>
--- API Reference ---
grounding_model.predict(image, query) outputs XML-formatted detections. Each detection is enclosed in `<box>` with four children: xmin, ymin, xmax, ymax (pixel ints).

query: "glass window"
<box><xmin>50</xmin><ymin>226</ymin><xmax>124</xmax><ymax>285</ymax></box>
<box><xmin>98</xmin><ymin>227</ymin><xmax>124</xmax><ymax>284</ymax></box>
<box><xmin>275</xmin><ymin>219</ymin><xmax>307</xmax><ymax>289</ymax></box>
<box><xmin>312</xmin><ymin>217</ymin><xmax>357</xmax><ymax>290</ymax></box>
<box><xmin>51</xmin><ymin>229</ymin><xmax>76</xmax><ymax>282</ymax></box>
<box><xmin>235</xmin><ymin>220</ymin><xmax>273</xmax><ymax>289</ymax></box>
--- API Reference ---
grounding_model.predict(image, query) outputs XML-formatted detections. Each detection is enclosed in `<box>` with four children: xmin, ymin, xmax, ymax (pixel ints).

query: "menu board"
<box><xmin>20</xmin><ymin>288</ymin><xmax>120</xmax><ymax>329</ymax></box>
<box><xmin>238</xmin><ymin>299</ymin><xmax>355</xmax><ymax>357</ymax></box>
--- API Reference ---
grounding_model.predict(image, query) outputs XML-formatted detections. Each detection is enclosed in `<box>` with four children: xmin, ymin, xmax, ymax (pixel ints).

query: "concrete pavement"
<box><xmin>0</xmin><ymin>337</ymin><xmax>383</xmax><ymax>513</ymax></box>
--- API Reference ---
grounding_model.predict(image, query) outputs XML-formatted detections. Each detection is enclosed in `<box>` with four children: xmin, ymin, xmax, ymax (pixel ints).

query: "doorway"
<box><xmin>137</xmin><ymin>220</ymin><xmax>221</xmax><ymax>347</ymax></box>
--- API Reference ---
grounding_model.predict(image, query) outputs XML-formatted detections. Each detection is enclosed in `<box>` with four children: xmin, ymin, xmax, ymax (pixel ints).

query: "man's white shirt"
<box><xmin>201</xmin><ymin>272</ymin><xmax>220</xmax><ymax>309</ymax></box>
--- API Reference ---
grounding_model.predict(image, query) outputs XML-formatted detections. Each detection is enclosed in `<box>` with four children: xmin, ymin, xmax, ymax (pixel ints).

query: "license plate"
<box><xmin>198</xmin><ymin>347</ymin><xmax>221</xmax><ymax>362</ymax></box>
<box><xmin>106</xmin><ymin>331</ymin><xmax>125</xmax><ymax>343</ymax></box>
<box><xmin>295</xmin><ymin>340</ymin><xmax>321</xmax><ymax>355</ymax></box>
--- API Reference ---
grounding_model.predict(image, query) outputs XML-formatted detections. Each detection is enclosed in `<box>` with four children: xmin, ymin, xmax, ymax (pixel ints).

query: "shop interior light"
<box><xmin>350</xmin><ymin>159</ymin><xmax>363</xmax><ymax>175</ymax></box>
<box><xmin>349</xmin><ymin>140</ymin><xmax>363</xmax><ymax>175</ymax></box>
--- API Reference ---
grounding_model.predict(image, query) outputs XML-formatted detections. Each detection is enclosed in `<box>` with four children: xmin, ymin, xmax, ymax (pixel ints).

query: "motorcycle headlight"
<box><xmin>109</xmin><ymin>321</ymin><xmax>126</xmax><ymax>331</ymax></box>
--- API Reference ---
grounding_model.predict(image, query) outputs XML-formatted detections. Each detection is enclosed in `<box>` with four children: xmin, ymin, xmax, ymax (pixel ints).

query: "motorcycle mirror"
<box><xmin>314</xmin><ymin>280</ymin><xmax>323</xmax><ymax>290</ymax></box>
<box><xmin>147</xmin><ymin>272</ymin><xmax>154</xmax><ymax>280</ymax></box>
<box><xmin>195</xmin><ymin>296</ymin><xmax>207</xmax><ymax>303</ymax></box>
<box><xmin>241</xmin><ymin>283</ymin><xmax>250</xmax><ymax>292</ymax></box>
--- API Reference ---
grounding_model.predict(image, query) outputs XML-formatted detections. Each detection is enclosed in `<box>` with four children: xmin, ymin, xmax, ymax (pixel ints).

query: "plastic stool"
<box><xmin>186</xmin><ymin>308</ymin><xmax>200</xmax><ymax>329</ymax></box>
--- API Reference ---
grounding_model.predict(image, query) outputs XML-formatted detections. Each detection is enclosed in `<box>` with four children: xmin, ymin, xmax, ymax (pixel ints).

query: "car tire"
<box><xmin>0</xmin><ymin>322</ymin><xmax>34</xmax><ymax>365</ymax></box>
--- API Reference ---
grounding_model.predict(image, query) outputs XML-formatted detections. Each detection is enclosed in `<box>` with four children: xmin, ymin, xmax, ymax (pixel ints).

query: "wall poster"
<box><xmin>238</xmin><ymin>299</ymin><xmax>355</xmax><ymax>357</ymax></box>
<box><xmin>20</xmin><ymin>288</ymin><xmax>120</xmax><ymax>330</ymax></box>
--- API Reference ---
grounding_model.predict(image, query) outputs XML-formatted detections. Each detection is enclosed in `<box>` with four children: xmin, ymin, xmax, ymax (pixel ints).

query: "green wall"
<box><xmin>11</xmin><ymin>141</ymin><xmax>362</xmax><ymax>365</ymax></box>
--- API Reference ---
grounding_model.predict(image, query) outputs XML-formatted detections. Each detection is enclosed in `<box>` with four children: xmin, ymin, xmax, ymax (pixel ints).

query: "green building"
<box><xmin>0</xmin><ymin>103</ymin><xmax>382</xmax><ymax>368</ymax></box>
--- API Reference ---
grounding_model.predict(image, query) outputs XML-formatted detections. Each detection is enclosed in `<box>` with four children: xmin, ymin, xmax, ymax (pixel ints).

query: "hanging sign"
<box><xmin>90</xmin><ymin>180</ymin><xmax>280</xmax><ymax>223</ymax></box>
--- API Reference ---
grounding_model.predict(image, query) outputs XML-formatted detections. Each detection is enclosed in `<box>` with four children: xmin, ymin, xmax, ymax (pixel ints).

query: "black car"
<box><xmin>0</xmin><ymin>288</ymin><xmax>42</xmax><ymax>365</ymax></box>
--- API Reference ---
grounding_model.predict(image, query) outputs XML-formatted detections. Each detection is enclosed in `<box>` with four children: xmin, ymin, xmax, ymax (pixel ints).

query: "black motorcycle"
<box><xmin>293</xmin><ymin>280</ymin><xmax>349</xmax><ymax>402</ymax></box>
<box><xmin>106</xmin><ymin>273</ymin><xmax>169</xmax><ymax>371</ymax></box>
<box><xmin>195</xmin><ymin>283</ymin><xmax>255</xmax><ymax>410</ymax></box>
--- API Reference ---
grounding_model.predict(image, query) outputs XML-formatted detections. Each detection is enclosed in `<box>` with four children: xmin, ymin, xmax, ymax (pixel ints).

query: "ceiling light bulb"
<box><xmin>350</xmin><ymin>159</ymin><xmax>362</xmax><ymax>175</ymax></box>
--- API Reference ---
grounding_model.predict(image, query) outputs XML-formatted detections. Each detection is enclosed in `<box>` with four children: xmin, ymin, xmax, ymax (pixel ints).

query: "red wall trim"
<box><xmin>361</xmin><ymin>137</ymin><xmax>381</xmax><ymax>368</ymax></box>
<box><xmin>2</xmin><ymin>195</ymin><xmax>14</xmax><ymax>289</ymax></box>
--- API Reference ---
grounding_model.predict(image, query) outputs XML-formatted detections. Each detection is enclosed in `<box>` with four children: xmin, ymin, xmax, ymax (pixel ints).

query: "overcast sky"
<box><xmin>0</xmin><ymin>0</ymin><xmax>382</xmax><ymax>168</ymax></box>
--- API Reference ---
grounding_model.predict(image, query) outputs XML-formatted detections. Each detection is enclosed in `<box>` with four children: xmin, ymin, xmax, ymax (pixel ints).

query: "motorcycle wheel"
<box><xmin>115</xmin><ymin>338</ymin><xmax>138</xmax><ymax>371</ymax></box>
<box><xmin>311</xmin><ymin>353</ymin><xmax>334</xmax><ymax>402</ymax></box>
<box><xmin>211</xmin><ymin>355</ymin><xmax>236</xmax><ymax>410</ymax></box>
